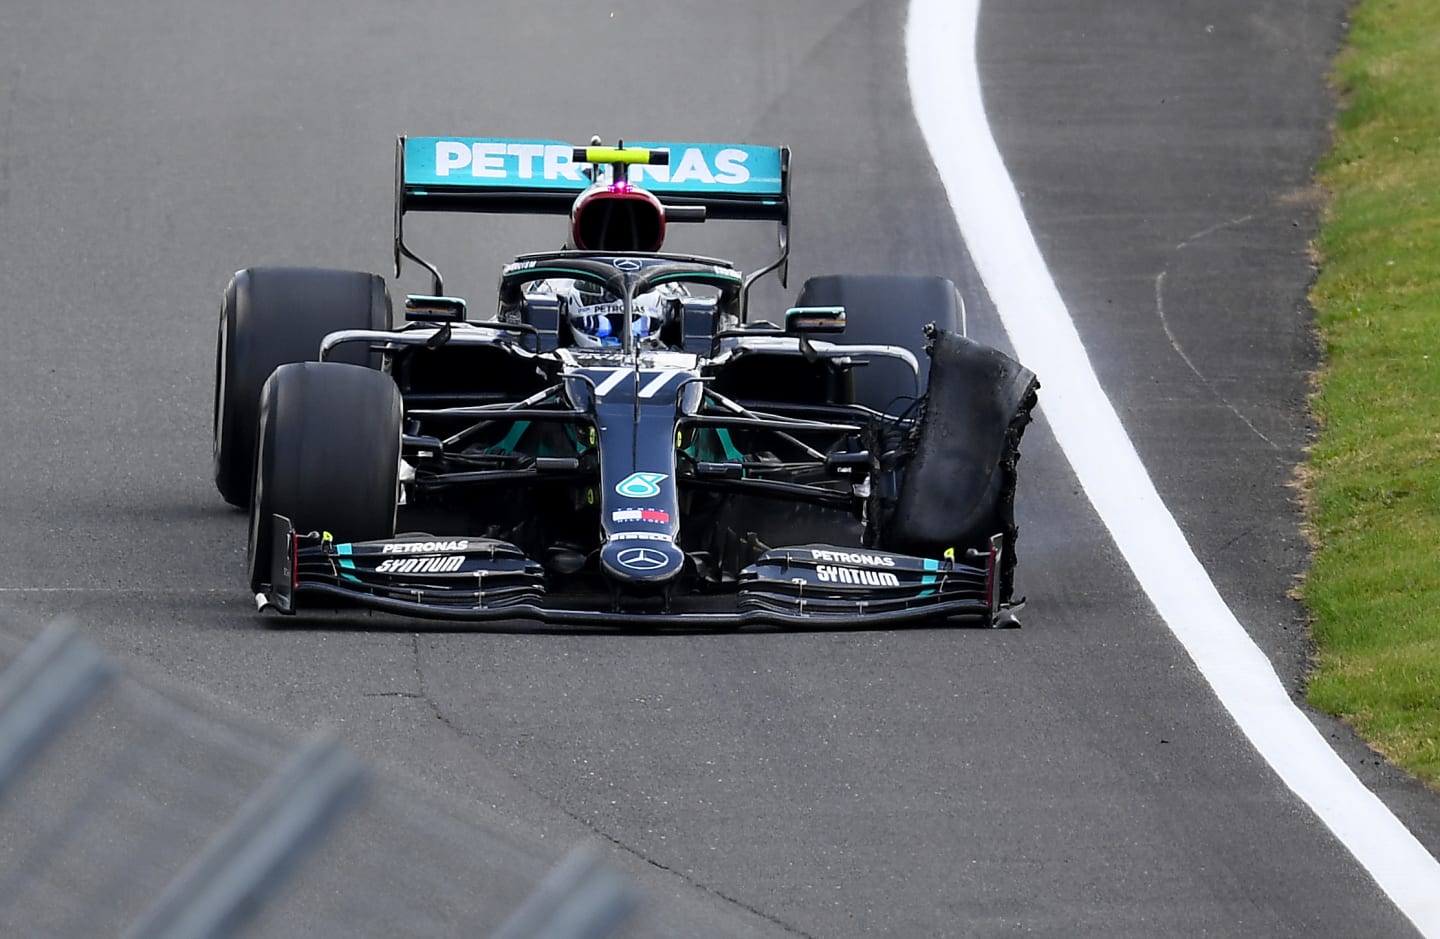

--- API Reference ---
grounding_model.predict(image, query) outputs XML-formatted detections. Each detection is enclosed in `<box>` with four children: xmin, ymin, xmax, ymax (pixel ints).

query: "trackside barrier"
<box><xmin>0</xmin><ymin>620</ymin><xmax>114</xmax><ymax>794</ymax></box>
<box><xmin>0</xmin><ymin>620</ymin><xmax>647</xmax><ymax>938</ymax></box>
<box><xmin>123</xmin><ymin>733</ymin><xmax>369</xmax><ymax>939</ymax></box>
<box><xmin>489</xmin><ymin>845</ymin><xmax>639</xmax><ymax>939</ymax></box>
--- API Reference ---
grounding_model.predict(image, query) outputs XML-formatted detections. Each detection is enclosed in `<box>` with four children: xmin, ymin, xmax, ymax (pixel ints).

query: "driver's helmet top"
<box><xmin>563</xmin><ymin>280</ymin><xmax>671</xmax><ymax>348</ymax></box>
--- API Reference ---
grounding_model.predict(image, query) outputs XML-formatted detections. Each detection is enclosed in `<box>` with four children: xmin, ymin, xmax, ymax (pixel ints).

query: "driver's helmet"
<box><xmin>563</xmin><ymin>279</ymin><xmax>668</xmax><ymax>348</ymax></box>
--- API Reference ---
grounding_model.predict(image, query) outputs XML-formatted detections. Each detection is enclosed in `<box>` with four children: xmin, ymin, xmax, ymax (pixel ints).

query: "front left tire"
<box><xmin>247</xmin><ymin>361</ymin><xmax>402</xmax><ymax>593</ymax></box>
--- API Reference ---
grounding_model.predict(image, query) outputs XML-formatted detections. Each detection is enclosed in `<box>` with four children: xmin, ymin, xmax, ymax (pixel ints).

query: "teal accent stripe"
<box><xmin>336</xmin><ymin>546</ymin><xmax>361</xmax><ymax>582</ymax></box>
<box><xmin>492</xmin><ymin>420</ymin><xmax>532</xmax><ymax>455</ymax></box>
<box><xmin>562</xmin><ymin>423</ymin><xmax>589</xmax><ymax>455</ymax></box>
<box><xmin>714</xmin><ymin>428</ymin><xmax>744</xmax><ymax>462</ymax></box>
<box><xmin>648</xmin><ymin>271</ymin><xmax>742</xmax><ymax>287</ymax></box>
<box><xmin>919</xmin><ymin>557</ymin><xmax>940</xmax><ymax>597</ymax></box>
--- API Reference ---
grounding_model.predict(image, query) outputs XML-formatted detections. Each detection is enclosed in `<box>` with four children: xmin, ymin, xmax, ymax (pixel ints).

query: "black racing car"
<box><xmin>211</xmin><ymin>137</ymin><xmax>1038</xmax><ymax>628</ymax></box>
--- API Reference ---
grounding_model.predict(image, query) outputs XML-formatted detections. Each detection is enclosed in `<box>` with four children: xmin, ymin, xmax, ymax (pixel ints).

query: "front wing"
<box><xmin>260</xmin><ymin>516</ymin><xmax>1019</xmax><ymax>628</ymax></box>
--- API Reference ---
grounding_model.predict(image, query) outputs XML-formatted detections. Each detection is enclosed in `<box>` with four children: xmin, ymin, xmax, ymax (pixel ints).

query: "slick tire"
<box><xmin>882</xmin><ymin>328</ymin><xmax>1038</xmax><ymax>604</ymax></box>
<box><xmin>213</xmin><ymin>267</ymin><xmax>391</xmax><ymax>507</ymax></box>
<box><xmin>247</xmin><ymin>362</ymin><xmax>402</xmax><ymax>594</ymax></box>
<box><xmin>794</xmin><ymin>274</ymin><xmax>962</xmax><ymax>416</ymax></box>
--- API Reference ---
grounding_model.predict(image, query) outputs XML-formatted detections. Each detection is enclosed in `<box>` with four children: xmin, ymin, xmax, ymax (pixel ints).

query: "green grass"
<box><xmin>1304</xmin><ymin>0</ymin><xmax>1440</xmax><ymax>785</ymax></box>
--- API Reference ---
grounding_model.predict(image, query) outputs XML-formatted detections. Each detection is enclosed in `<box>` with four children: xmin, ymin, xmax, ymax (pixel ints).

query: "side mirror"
<box><xmin>405</xmin><ymin>295</ymin><xmax>467</xmax><ymax>323</ymax></box>
<box><xmin>784</xmin><ymin>305</ymin><xmax>845</xmax><ymax>334</ymax></box>
<box><xmin>664</xmin><ymin>204</ymin><xmax>707</xmax><ymax>223</ymax></box>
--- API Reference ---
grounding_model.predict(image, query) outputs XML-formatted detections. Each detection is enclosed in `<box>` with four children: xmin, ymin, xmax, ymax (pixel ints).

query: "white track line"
<box><xmin>905</xmin><ymin>0</ymin><xmax>1440</xmax><ymax>932</ymax></box>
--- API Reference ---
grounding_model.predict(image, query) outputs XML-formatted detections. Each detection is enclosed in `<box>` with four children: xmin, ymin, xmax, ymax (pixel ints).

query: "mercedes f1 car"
<box><xmin>211</xmin><ymin>136</ymin><xmax>1039</xmax><ymax>628</ymax></box>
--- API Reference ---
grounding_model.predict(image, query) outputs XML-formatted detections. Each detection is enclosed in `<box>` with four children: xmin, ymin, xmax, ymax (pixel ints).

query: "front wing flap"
<box><xmin>737</xmin><ymin>539</ymin><xmax>1001</xmax><ymax>620</ymax></box>
<box><xmin>262</xmin><ymin>516</ymin><xmax>546</xmax><ymax>615</ymax></box>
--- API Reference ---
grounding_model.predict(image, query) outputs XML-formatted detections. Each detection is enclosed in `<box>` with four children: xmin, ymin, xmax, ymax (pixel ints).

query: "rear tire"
<box><xmin>213</xmin><ymin>267</ymin><xmax>391</xmax><ymax>507</ymax></box>
<box><xmin>247</xmin><ymin>362</ymin><xmax>401</xmax><ymax>593</ymax></box>
<box><xmin>794</xmin><ymin>274</ymin><xmax>962</xmax><ymax>415</ymax></box>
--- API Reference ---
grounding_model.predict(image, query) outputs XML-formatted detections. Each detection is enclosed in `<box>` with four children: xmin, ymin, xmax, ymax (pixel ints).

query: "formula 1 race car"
<box><xmin>211</xmin><ymin>136</ymin><xmax>1039</xmax><ymax>628</ymax></box>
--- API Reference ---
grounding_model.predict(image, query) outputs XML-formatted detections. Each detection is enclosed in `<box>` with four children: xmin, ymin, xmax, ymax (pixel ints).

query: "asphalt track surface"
<box><xmin>2</xmin><ymin>0</ymin><xmax>1439</xmax><ymax>936</ymax></box>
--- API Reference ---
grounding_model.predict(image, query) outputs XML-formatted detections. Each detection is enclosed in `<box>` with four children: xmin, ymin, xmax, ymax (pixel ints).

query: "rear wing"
<box><xmin>394</xmin><ymin>136</ymin><xmax>790</xmax><ymax>294</ymax></box>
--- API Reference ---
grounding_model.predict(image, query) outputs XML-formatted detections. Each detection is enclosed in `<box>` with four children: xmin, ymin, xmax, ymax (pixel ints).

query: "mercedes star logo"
<box><xmin>612</xmin><ymin>258</ymin><xmax>643</xmax><ymax>271</ymax></box>
<box><xmin>617</xmin><ymin>547</ymin><xmax>668</xmax><ymax>572</ymax></box>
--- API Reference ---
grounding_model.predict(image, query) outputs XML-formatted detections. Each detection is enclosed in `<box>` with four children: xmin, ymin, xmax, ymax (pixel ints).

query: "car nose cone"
<box><xmin>600</xmin><ymin>539</ymin><xmax>684</xmax><ymax>583</ymax></box>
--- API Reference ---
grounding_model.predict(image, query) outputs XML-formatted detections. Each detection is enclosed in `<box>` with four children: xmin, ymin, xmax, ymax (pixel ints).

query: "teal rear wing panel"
<box><xmin>393</xmin><ymin>136</ymin><xmax>791</xmax><ymax>294</ymax></box>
